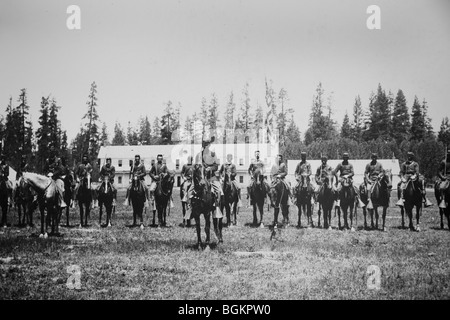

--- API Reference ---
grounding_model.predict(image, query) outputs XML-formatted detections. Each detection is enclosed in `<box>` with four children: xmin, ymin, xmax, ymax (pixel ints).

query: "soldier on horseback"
<box><xmin>293</xmin><ymin>152</ymin><xmax>312</xmax><ymax>203</ymax></box>
<box><xmin>271</xmin><ymin>154</ymin><xmax>292</xmax><ymax>202</ymax></box>
<box><xmin>181</xmin><ymin>155</ymin><xmax>193</xmax><ymax>203</ymax></box>
<box><xmin>99</xmin><ymin>157</ymin><xmax>117</xmax><ymax>206</ymax></box>
<box><xmin>436</xmin><ymin>149</ymin><xmax>450</xmax><ymax>208</ymax></box>
<box><xmin>396</xmin><ymin>151</ymin><xmax>432</xmax><ymax>207</ymax></box>
<box><xmin>315</xmin><ymin>155</ymin><xmax>334</xmax><ymax>193</ymax></box>
<box><xmin>364</xmin><ymin>153</ymin><xmax>385</xmax><ymax>209</ymax></box>
<box><xmin>149</xmin><ymin>154</ymin><xmax>168</xmax><ymax>207</ymax></box>
<box><xmin>124</xmin><ymin>154</ymin><xmax>149</xmax><ymax>206</ymax></box>
<box><xmin>43</xmin><ymin>146</ymin><xmax>67</xmax><ymax>208</ymax></box>
<box><xmin>0</xmin><ymin>155</ymin><xmax>13</xmax><ymax>206</ymax></box>
<box><xmin>219</xmin><ymin>153</ymin><xmax>242</xmax><ymax>203</ymax></box>
<box><xmin>247</xmin><ymin>150</ymin><xmax>270</xmax><ymax>205</ymax></box>
<box><xmin>73</xmin><ymin>153</ymin><xmax>93</xmax><ymax>201</ymax></box>
<box><xmin>333</xmin><ymin>152</ymin><xmax>363</xmax><ymax>207</ymax></box>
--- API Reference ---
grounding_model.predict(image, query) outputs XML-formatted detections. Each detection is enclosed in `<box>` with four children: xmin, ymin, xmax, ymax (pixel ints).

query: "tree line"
<box><xmin>1</xmin><ymin>81</ymin><xmax>449</xmax><ymax>183</ymax></box>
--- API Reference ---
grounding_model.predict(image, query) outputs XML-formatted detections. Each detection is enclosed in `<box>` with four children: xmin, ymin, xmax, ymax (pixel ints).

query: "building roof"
<box><xmin>98</xmin><ymin>143</ymin><xmax>279</xmax><ymax>171</ymax></box>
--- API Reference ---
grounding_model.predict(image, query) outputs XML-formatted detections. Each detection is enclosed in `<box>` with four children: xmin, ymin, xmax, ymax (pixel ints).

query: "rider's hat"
<box><xmin>321</xmin><ymin>155</ymin><xmax>328</xmax><ymax>160</ymax></box>
<box><xmin>106</xmin><ymin>157</ymin><xmax>111</xmax><ymax>161</ymax></box>
<box><xmin>371</xmin><ymin>153</ymin><xmax>378</xmax><ymax>158</ymax></box>
<box><xmin>407</xmin><ymin>151</ymin><xmax>414</xmax><ymax>157</ymax></box>
<box><xmin>301</xmin><ymin>151</ymin><xmax>306</xmax><ymax>156</ymax></box>
<box><xmin>82</xmin><ymin>153</ymin><xmax>88</xmax><ymax>159</ymax></box>
<box><xmin>255</xmin><ymin>150</ymin><xmax>260</xmax><ymax>153</ymax></box>
<box><xmin>135</xmin><ymin>154</ymin><xmax>140</xmax><ymax>158</ymax></box>
<box><xmin>157</xmin><ymin>154</ymin><xmax>163</xmax><ymax>158</ymax></box>
<box><xmin>343</xmin><ymin>152</ymin><xmax>349</xmax><ymax>158</ymax></box>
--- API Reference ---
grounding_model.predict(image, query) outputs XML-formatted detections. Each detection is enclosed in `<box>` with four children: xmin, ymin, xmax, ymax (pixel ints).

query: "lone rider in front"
<box><xmin>396</xmin><ymin>151</ymin><xmax>432</xmax><ymax>207</ymax></box>
<box><xmin>437</xmin><ymin>149</ymin><xmax>450</xmax><ymax>208</ymax></box>
<box><xmin>334</xmin><ymin>152</ymin><xmax>363</xmax><ymax>208</ymax></box>
<box><xmin>364</xmin><ymin>153</ymin><xmax>385</xmax><ymax>209</ymax></box>
<box><xmin>149</xmin><ymin>154</ymin><xmax>168</xmax><ymax>209</ymax></box>
<box><xmin>44</xmin><ymin>147</ymin><xmax>67</xmax><ymax>208</ymax></box>
<box><xmin>124</xmin><ymin>154</ymin><xmax>149</xmax><ymax>207</ymax></box>
<box><xmin>99</xmin><ymin>157</ymin><xmax>117</xmax><ymax>206</ymax></box>
<box><xmin>247</xmin><ymin>150</ymin><xmax>270</xmax><ymax>206</ymax></box>
<box><xmin>271</xmin><ymin>154</ymin><xmax>292</xmax><ymax>205</ymax></box>
<box><xmin>293</xmin><ymin>151</ymin><xmax>312</xmax><ymax>205</ymax></box>
<box><xmin>73</xmin><ymin>153</ymin><xmax>93</xmax><ymax>204</ymax></box>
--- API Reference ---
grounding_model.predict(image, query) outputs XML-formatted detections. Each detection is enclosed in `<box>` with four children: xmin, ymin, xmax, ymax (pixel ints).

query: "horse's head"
<box><xmin>299</xmin><ymin>174</ymin><xmax>310</xmax><ymax>190</ymax></box>
<box><xmin>132</xmin><ymin>174</ymin><xmax>140</xmax><ymax>191</ymax></box>
<box><xmin>323</xmin><ymin>174</ymin><xmax>334</xmax><ymax>190</ymax></box>
<box><xmin>193</xmin><ymin>164</ymin><xmax>203</xmax><ymax>186</ymax></box>
<box><xmin>378</xmin><ymin>169</ymin><xmax>392</xmax><ymax>190</ymax></box>
<box><xmin>254</xmin><ymin>168</ymin><xmax>263</xmax><ymax>186</ymax></box>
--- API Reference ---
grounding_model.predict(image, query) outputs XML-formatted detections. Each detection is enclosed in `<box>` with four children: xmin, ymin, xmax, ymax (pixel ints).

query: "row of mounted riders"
<box><xmin>0</xmin><ymin>157</ymin><xmax>449</xmax><ymax>242</ymax></box>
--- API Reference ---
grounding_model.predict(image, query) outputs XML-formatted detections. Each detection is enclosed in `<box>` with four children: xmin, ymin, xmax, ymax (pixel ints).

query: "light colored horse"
<box><xmin>21</xmin><ymin>172</ymin><xmax>63</xmax><ymax>238</ymax></box>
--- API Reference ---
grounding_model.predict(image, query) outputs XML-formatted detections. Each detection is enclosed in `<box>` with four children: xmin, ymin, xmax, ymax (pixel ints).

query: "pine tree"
<box><xmin>36</xmin><ymin>96</ymin><xmax>51</xmax><ymax>172</ymax></box>
<box><xmin>284</xmin><ymin>115</ymin><xmax>303</xmax><ymax>159</ymax></box>
<box><xmin>139</xmin><ymin>116</ymin><xmax>152</xmax><ymax>145</ymax></box>
<box><xmin>81</xmin><ymin>82</ymin><xmax>101</xmax><ymax>158</ymax></box>
<box><xmin>304</xmin><ymin>83</ymin><xmax>336</xmax><ymax>145</ymax></box>
<box><xmin>438</xmin><ymin>117</ymin><xmax>450</xmax><ymax>148</ymax></box>
<box><xmin>391</xmin><ymin>89</ymin><xmax>410</xmax><ymax>143</ymax></box>
<box><xmin>236</xmin><ymin>83</ymin><xmax>252</xmax><ymax>143</ymax></box>
<box><xmin>127</xmin><ymin>121</ymin><xmax>139</xmax><ymax>145</ymax></box>
<box><xmin>264</xmin><ymin>78</ymin><xmax>278</xmax><ymax>143</ymax></box>
<box><xmin>48</xmin><ymin>97</ymin><xmax>61</xmax><ymax>150</ymax></box>
<box><xmin>208</xmin><ymin>93</ymin><xmax>219</xmax><ymax>132</ymax></box>
<box><xmin>350</xmin><ymin>95</ymin><xmax>364</xmax><ymax>142</ymax></box>
<box><xmin>410</xmin><ymin>96</ymin><xmax>427</xmax><ymax>142</ymax></box>
<box><xmin>100</xmin><ymin>122</ymin><xmax>109</xmax><ymax>146</ymax></box>
<box><xmin>421</xmin><ymin>99</ymin><xmax>434</xmax><ymax>138</ymax></box>
<box><xmin>152</xmin><ymin>116</ymin><xmax>161</xmax><ymax>144</ymax></box>
<box><xmin>111</xmin><ymin>122</ymin><xmax>126</xmax><ymax>145</ymax></box>
<box><xmin>277</xmin><ymin>88</ymin><xmax>294</xmax><ymax>152</ymax></box>
<box><xmin>365</xmin><ymin>84</ymin><xmax>391</xmax><ymax>141</ymax></box>
<box><xmin>224</xmin><ymin>91</ymin><xmax>236</xmax><ymax>129</ymax></box>
<box><xmin>341</xmin><ymin>112</ymin><xmax>351</xmax><ymax>139</ymax></box>
<box><xmin>253</xmin><ymin>102</ymin><xmax>264</xmax><ymax>142</ymax></box>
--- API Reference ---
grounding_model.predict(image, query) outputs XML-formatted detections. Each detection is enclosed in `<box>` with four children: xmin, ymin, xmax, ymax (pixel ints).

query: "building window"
<box><xmin>239</xmin><ymin>158</ymin><xmax>244</xmax><ymax>166</ymax></box>
<box><xmin>118</xmin><ymin>160</ymin><xmax>122</xmax><ymax>167</ymax></box>
<box><xmin>118</xmin><ymin>176</ymin><xmax>122</xmax><ymax>184</ymax></box>
<box><xmin>177</xmin><ymin>176</ymin><xmax>181</xmax><ymax>187</ymax></box>
<box><xmin>176</xmin><ymin>159</ymin><xmax>180</xmax><ymax>170</ymax></box>
<box><xmin>239</xmin><ymin>175</ymin><xmax>244</xmax><ymax>183</ymax></box>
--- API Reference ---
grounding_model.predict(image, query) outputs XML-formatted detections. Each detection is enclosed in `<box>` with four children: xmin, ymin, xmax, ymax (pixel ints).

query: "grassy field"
<box><xmin>0</xmin><ymin>189</ymin><xmax>449</xmax><ymax>300</ymax></box>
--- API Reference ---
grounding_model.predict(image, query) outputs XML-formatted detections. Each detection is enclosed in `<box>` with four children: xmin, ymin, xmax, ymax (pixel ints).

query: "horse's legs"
<box><xmin>205</xmin><ymin>211</ymin><xmax>211</xmax><ymax>247</ymax></box>
<box><xmin>85</xmin><ymin>204</ymin><xmax>89</xmax><ymax>226</ymax></box>
<box><xmin>415</xmin><ymin>206</ymin><xmax>421</xmax><ymax>231</ymax></box>
<box><xmin>232</xmin><ymin>202</ymin><xmax>238</xmax><ymax>225</ymax></box>
<box><xmin>363</xmin><ymin>208</ymin><xmax>367</xmax><ymax>229</ymax></box>
<box><xmin>407</xmin><ymin>206</ymin><xmax>414</xmax><ymax>230</ymax></box>
<box><xmin>79</xmin><ymin>204</ymin><xmax>84</xmax><ymax>227</ymax></box>
<box><xmin>297</xmin><ymin>204</ymin><xmax>302</xmax><ymax>228</ymax></box>
<box><xmin>258</xmin><ymin>202</ymin><xmax>264</xmax><ymax>227</ymax></box>
<box><xmin>369</xmin><ymin>209</ymin><xmax>374</xmax><ymax>229</ymax></box>
<box><xmin>317</xmin><ymin>204</ymin><xmax>322</xmax><ymax>228</ymax></box>
<box><xmin>382</xmin><ymin>207</ymin><xmax>387</xmax><ymax>231</ymax></box>
<box><xmin>375</xmin><ymin>208</ymin><xmax>379</xmax><ymax>230</ymax></box>
<box><xmin>252</xmin><ymin>203</ymin><xmax>257</xmax><ymax>226</ymax></box>
<box><xmin>336</xmin><ymin>206</ymin><xmax>341</xmax><ymax>229</ymax></box>
<box><xmin>99</xmin><ymin>202</ymin><xmax>103</xmax><ymax>226</ymax></box>
<box><xmin>218</xmin><ymin>217</ymin><xmax>223</xmax><ymax>243</ymax></box>
<box><xmin>194</xmin><ymin>214</ymin><xmax>202</xmax><ymax>249</ymax></box>
<box><xmin>401</xmin><ymin>206</ymin><xmax>405</xmax><ymax>229</ymax></box>
<box><xmin>273</xmin><ymin>207</ymin><xmax>279</xmax><ymax>227</ymax></box>
<box><xmin>226</xmin><ymin>203</ymin><xmax>231</xmax><ymax>227</ymax></box>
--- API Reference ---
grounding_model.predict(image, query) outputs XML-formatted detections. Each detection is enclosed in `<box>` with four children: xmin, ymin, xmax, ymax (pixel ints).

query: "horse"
<box><xmin>359</xmin><ymin>183</ymin><xmax>370</xmax><ymax>229</ymax></box>
<box><xmin>153</xmin><ymin>171</ymin><xmax>175</xmax><ymax>227</ymax></box>
<box><xmin>0</xmin><ymin>179</ymin><xmax>12</xmax><ymax>227</ymax></box>
<box><xmin>316</xmin><ymin>174</ymin><xmax>336</xmax><ymax>230</ymax></box>
<box><xmin>221</xmin><ymin>172</ymin><xmax>239</xmax><ymax>227</ymax></box>
<box><xmin>435</xmin><ymin>179</ymin><xmax>450</xmax><ymax>230</ymax></box>
<box><xmin>269</xmin><ymin>177</ymin><xmax>290</xmax><ymax>228</ymax></box>
<box><xmin>129</xmin><ymin>174</ymin><xmax>146</xmax><ymax>228</ymax></box>
<box><xmin>97</xmin><ymin>177</ymin><xmax>115</xmax><ymax>227</ymax></box>
<box><xmin>398</xmin><ymin>175</ymin><xmax>422</xmax><ymax>231</ymax></box>
<box><xmin>366</xmin><ymin>169</ymin><xmax>392</xmax><ymax>231</ymax></box>
<box><xmin>62</xmin><ymin>169</ymin><xmax>75</xmax><ymax>227</ymax></box>
<box><xmin>190</xmin><ymin>164</ymin><xmax>215</xmax><ymax>249</ymax></box>
<box><xmin>14</xmin><ymin>177</ymin><xmax>37</xmax><ymax>227</ymax></box>
<box><xmin>249</xmin><ymin>168</ymin><xmax>268</xmax><ymax>227</ymax></box>
<box><xmin>294</xmin><ymin>174</ymin><xmax>314</xmax><ymax>228</ymax></box>
<box><xmin>180</xmin><ymin>178</ymin><xmax>192</xmax><ymax>227</ymax></box>
<box><xmin>335</xmin><ymin>177</ymin><xmax>357</xmax><ymax>231</ymax></box>
<box><xmin>21</xmin><ymin>172</ymin><xmax>63</xmax><ymax>237</ymax></box>
<box><xmin>76</xmin><ymin>173</ymin><xmax>92</xmax><ymax>227</ymax></box>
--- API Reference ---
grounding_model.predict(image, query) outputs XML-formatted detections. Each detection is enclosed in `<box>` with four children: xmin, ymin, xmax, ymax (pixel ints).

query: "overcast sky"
<box><xmin>1</xmin><ymin>0</ymin><xmax>449</xmax><ymax>142</ymax></box>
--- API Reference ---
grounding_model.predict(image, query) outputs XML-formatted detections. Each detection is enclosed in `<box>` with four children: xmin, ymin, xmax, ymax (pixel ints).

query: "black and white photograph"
<box><xmin>0</xmin><ymin>0</ymin><xmax>449</xmax><ymax>303</ymax></box>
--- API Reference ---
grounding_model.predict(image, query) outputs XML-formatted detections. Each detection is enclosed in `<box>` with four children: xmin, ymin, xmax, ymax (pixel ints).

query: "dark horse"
<box><xmin>269</xmin><ymin>177</ymin><xmax>290</xmax><ymax>228</ymax></box>
<box><xmin>153</xmin><ymin>171</ymin><xmax>175</xmax><ymax>227</ymax></box>
<box><xmin>249</xmin><ymin>168</ymin><xmax>268</xmax><ymax>227</ymax></box>
<box><xmin>130</xmin><ymin>175</ymin><xmax>146</xmax><ymax>228</ymax></box>
<box><xmin>190</xmin><ymin>164</ymin><xmax>215</xmax><ymax>249</ymax></box>
<box><xmin>435</xmin><ymin>179</ymin><xmax>450</xmax><ymax>230</ymax></box>
<box><xmin>98</xmin><ymin>177</ymin><xmax>115</xmax><ymax>227</ymax></box>
<box><xmin>63</xmin><ymin>169</ymin><xmax>75</xmax><ymax>227</ymax></box>
<box><xmin>0</xmin><ymin>179</ymin><xmax>12</xmax><ymax>227</ymax></box>
<box><xmin>398</xmin><ymin>176</ymin><xmax>422</xmax><ymax>231</ymax></box>
<box><xmin>221</xmin><ymin>173</ymin><xmax>239</xmax><ymax>227</ymax></box>
<box><xmin>335</xmin><ymin>177</ymin><xmax>357</xmax><ymax>231</ymax></box>
<box><xmin>366</xmin><ymin>170</ymin><xmax>392</xmax><ymax>231</ymax></box>
<box><xmin>316</xmin><ymin>174</ymin><xmax>336</xmax><ymax>230</ymax></box>
<box><xmin>76</xmin><ymin>173</ymin><xmax>92</xmax><ymax>227</ymax></box>
<box><xmin>21</xmin><ymin>172</ymin><xmax>63</xmax><ymax>237</ymax></box>
<box><xmin>294</xmin><ymin>174</ymin><xmax>314</xmax><ymax>228</ymax></box>
<box><xmin>14</xmin><ymin>177</ymin><xmax>37</xmax><ymax>227</ymax></box>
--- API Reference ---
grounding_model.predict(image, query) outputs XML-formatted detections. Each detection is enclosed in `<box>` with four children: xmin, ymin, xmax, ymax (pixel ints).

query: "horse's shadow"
<box><xmin>244</xmin><ymin>222</ymin><xmax>266</xmax><ymax>228</ymax></box>
<box><xmin>185</xmin><ymin>242</ymin><xmax>219</xmax><ymax>251</ymax></box>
